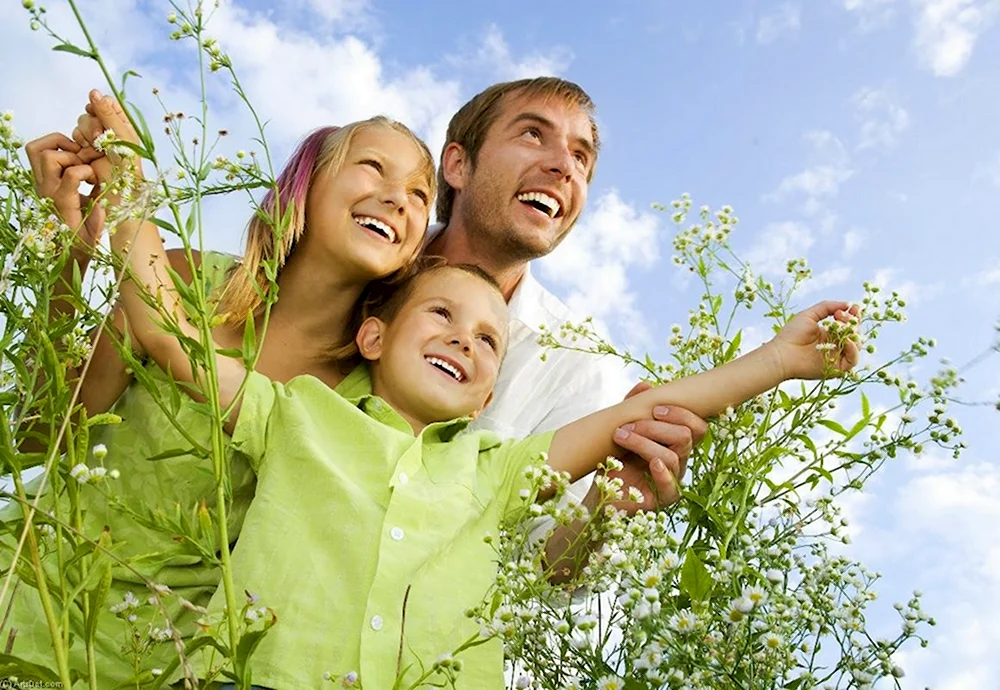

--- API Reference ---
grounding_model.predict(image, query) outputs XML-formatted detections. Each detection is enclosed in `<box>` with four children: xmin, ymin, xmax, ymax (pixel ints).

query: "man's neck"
<box><xmin>425</xmin><ymin>222</ymin><xmax>528</xmax><ymax>302</ymax></box>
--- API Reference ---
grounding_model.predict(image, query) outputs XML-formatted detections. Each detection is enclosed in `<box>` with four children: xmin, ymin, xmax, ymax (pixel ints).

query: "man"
<box><xmin>423</xmin><ymin>77</ymin><xmax>707</xmax><ymax>574</ymax></box>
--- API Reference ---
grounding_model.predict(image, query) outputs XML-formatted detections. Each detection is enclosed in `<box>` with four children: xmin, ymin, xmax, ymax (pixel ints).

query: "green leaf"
<box><xmin>817</xmin><ymin>419</ymin><xmax>848</xmax><ymax>436</ymax></box>
<box><xmin>146</xmin><ymin>447</ymin><xmax>195</xmax><ymax>462</ymax></box>
<box><xmin>0</xmin><ymin>653</ymin><xmax>63</xmax><ymax>683</ymax></box>
<box><xmin>149</xmin><ymin>217</ymin><xmax>179</xmax><ymax>236</ymax></box>
<box><xmin>680</xmin><ymin>548</ymin><xmax>713</xmax><ymax>601</ymax></box>
<box><xmin>52</xmin><ymin>43</ymin><xmax>95</xmax><ymax>59</ymax></box>
<box><xmin>723</xmin><ymin>330</ymin><xmax>742</xmax><ymax>362</ymax></box>
<box><xmin>216</xmin><ymin>347</ymin><xmax>243</xmax><ymax>359</ymax></box>
<box><xmin>242</xmin><ymin>309</ymin><xmax>257</xmax><ymax>363</ymax></box>
<box><xmin>119</xmin><ymin>69</ymin><xmax>141</xmax><ymax>95</ymax></box>
<box><xmin>861</xmin><ymin>391</ymin><xmax>871</xmax><ymax>419</ymax></box>
<box><xmin>128</xmin><ymin>100</ymin><xmax>155</xmax><ymax>155</ymax></box>
<box><xmin>85</xmin><ymin>412</ymin><xmax>123</xmax><ymax>428</ymax></box>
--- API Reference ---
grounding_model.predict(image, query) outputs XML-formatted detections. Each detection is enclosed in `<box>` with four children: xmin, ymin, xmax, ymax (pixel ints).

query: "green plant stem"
<box><xmin>10</xmin><ymin>471</ymin><xmax>74</xmax><ymax>688</ymax></box>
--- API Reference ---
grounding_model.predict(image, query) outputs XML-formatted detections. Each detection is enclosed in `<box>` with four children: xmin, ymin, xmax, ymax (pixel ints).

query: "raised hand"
<box><xmin>771</xmin><ymin>300</ymin><xmax>861</xmax><ymax>380</ymax></box>
<box><xmin>24</xmin><ymin>132</ymin><xmax>105</xmax><ymax>256</ymax></box>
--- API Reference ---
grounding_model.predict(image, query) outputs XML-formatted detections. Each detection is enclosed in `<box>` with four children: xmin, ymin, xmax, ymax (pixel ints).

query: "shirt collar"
<box><xmin>338</xmin><ymin>362</ymin><xmax>472</xmax><ymax>441</ymax></box>
<box><xmin>425</xmin><ymin>223</ymin><xmax>547</xmax><ymax>334</ymax></box>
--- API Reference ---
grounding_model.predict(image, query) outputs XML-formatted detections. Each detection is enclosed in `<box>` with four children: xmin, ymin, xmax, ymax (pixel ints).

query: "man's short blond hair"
<box><xmin>435</xmin><ymin>77</ymin><xmax>600</xmax><ymax>224</ymax></box>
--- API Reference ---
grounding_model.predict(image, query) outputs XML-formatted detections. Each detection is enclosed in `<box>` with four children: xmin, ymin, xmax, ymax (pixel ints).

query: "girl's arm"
<box><xmin>89</xmin><ymin>92</ymin><xmax>246</xmax><ymax>434</ymax></box>
<box><xmin>547</xmin><ymin>301</ymin><xmax>860</xmax><ymax>482</ymax></box>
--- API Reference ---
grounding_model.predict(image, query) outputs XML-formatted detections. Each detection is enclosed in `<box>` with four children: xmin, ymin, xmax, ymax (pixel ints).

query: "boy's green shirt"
<box><xmin>212</xmin><ymin>363</ymin><xmax>553</xmax><ymax>689</ymax></box>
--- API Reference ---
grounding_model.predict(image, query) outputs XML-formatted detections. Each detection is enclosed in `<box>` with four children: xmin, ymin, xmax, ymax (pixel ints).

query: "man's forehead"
<box><xmin>495</xmin><ymin>91</ymin><xmax>594</xmax><ymax>141</ymax></box>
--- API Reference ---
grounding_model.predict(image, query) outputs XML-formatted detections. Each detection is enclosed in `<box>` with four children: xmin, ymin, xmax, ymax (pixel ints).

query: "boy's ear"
<box><xmin>441</xmin><ymin>142</ymin><xmax>467</xmax><ymax>192</ymax></box>
<box><xmin>356</xmin><ymin>317</ymin><xmax>386</xmax><ymax>362</ymax></box>
<box><xmin>467</xmin><ymin>389</ymin><xmax>494</xmax><ymax>420</ymax></box>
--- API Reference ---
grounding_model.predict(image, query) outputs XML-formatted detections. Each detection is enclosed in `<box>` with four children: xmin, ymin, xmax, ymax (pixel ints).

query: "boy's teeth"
<box><xmin>516</xmin><ymin>191</ymin><xmax>560</xmax><ymax>218</ymax></box>
<box><xmin>354</xmin><ymin>216</ymin><xmax>397</xmax><ymax>243</ymax></box>
<box><xmin>426</xmin><ymin>356</ymin><xmax>463</xmax><ymax>382</ymax></box>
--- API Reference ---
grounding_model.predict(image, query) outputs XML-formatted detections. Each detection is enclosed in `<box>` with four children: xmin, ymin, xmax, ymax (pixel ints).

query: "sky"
<box><xmin>2</xmin><ymin>0</ymin><xmax>999</xmax><ymax>686</ymax></box>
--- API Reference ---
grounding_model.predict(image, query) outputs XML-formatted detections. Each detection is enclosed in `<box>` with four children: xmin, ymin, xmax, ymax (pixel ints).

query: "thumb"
<box><xmin>89</xmin><ymin>90</ymin><xmax>137</xmax><ymax>144</ymax></box>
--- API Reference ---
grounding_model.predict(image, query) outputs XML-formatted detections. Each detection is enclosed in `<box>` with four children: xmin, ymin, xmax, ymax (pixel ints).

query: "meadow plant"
<box><xmin>0</xmin><ymin>3</ymin><xmax>981</xmax><ymax>690</ymax></box>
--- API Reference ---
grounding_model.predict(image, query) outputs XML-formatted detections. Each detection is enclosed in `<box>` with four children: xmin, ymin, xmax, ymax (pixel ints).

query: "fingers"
<box><xmin>649</xmin><ymin>452</ymin><xmax>683</xmax><ymax>507</ymax></box>
<box><xmin>624</xmin><ymin>380</ymin><xmax>653</xmax><ymax>400</ymax></box>
<box><xmin>802</xmin><ymin>300</ymin><xmax>852</xmax><ymax>323</ymax></box>
<box><xmin>77</xmin><ymin>145</ymin><xmax>103</xmax><ymax>165</ymax></box>
<box><xmin>89</xmin><ymin>89</ymin><xmax>136</xmax><ymax>142</ymax></box>
<box><xmin>617</xmin><ymin>419</ymin><xmax>693</xmax><ymax>461</ymax></box>
<box><xmin>35</xmin><ymin>149</ymin><xmax>85</xmax><ymax>196</ymax></box>
<box><xmin>24</xmin><ymin>132</ymin><xmax>81</xmax><ymax>183</ymax></box>
<box><xmin>653</xmin><ymin>405</ymin><xmax>708</xmax><ymax>444</ymax></box>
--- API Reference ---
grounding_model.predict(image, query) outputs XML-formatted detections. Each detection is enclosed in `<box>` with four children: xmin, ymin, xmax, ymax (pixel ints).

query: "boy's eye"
<box><xmin>361</xmin><ymin>159</ymin><xmax>383</xmax><ymax>173</ymax></box>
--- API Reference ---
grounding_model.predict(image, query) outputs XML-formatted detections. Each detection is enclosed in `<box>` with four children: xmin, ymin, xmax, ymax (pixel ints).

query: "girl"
<box><xmin>4</xmin><ymin>90</ymin><xmax>434</xmax><ymax>685</ymax></box>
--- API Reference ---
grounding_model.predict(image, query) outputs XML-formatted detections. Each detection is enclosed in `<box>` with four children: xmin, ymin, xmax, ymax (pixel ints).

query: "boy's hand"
<box><xmin>770</xmin><ymin>300</ymin><xmax>860</xmax><ymax>380</ymax></box>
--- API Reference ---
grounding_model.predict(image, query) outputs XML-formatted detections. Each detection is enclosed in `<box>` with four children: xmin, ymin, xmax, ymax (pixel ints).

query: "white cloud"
<box><xmin>871</xmin><ymin>266</ymin><xmax>944</xmax><ymax>304</ymax></box>
<box><xmin>963</xmin><ymin>264</ymin><xmax>1000</xmax><ymax>287</ymax></box>
<box><xmin>450</xmin><ymin>23</ymin><xmax>574</xmax><ymax>81</ymax></box>
<box><xmin>797</xmin><ymin>265</ymin><xmax>853</xmax><ymax>296</ymax></box>
<box><xmin>972</xmin><ymin>151</ymin><xmax>1000</xmax><ymax>187</ymax></box>
<box><xmin>756</xmin><ymin>3</ymin><xmax>802</xmax><ymax>43</ymax></box>
<box><xmin>851</xmin><ymin>87</ymin><xmax>910</xmax><ymax>149</ymax></box>
<box><xmin>912</xmin><ymin>0</ymin><xmax>999</xmax><ymax>77</ymax></box>
<box><xmin>745</xmin><ymin>221</ymin><xmax>814</xmax><ymax>274</ymax></box>
<box><xmin>886</xmin><ymin>459</ymin><xmax>1000</xmax><ymax>685</ymax></box>
<box><xmin>842</xmin><ymin>227</ymin><xmax>867</xmax><ymax>257</ymax></box>
<box><xmin>538</xmin><ymin>189</ymin><xmax>661</xmax><ymax>344</ymax></box>
<box><xmin>844</xmin><ymin>0</ymin><xmax>900</xmax><ymax>29</ymax></box>
<box><xmin>765</xmin><ymin>130</ymin><xmax>853</xmax><ymax>215</ymax></box>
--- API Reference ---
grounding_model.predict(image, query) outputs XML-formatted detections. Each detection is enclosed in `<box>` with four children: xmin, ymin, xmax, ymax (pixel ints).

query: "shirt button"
<box><xmin>370</xmin><ymin>615</ymin><xmax>383</xmax><ymax>631</ymax></box>
<box><xmin>397</xmin><ymin>472</ymin><xmax>409</xmax><ymax>485</ymax></box>
<box><xmin>390</xmin><ymin>527</ymin><xmax>404</xmax><ymax>541</ymax></box>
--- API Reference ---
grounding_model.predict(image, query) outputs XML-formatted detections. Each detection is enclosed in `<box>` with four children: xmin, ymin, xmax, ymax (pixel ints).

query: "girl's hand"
<box><xmin>770</xmin><ymin>301</ymin><xmax>861</xmax><ymax>380</ymax></box>
<box><xmin>24</xmin><ymin>132</ymin><xmax>106</xmax><ymax>258</ymax></box>
<box><xmin>83</xmin><ymin>89</ymin><xmax>143</xmax><ymax>192</ymax></box>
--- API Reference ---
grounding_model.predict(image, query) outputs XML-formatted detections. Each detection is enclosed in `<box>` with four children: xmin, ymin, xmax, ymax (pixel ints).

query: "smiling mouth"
<box><xmin>354</xmin><ymin>215</ymin><xmax>397</xmax><ymax>243</ymax></box>
<box><xmin>516</xmin><ymin>191</ymin><xmax>561</xmax><ymax>219</ymax></box>
<box><xmin>425</xmin><ymin>356</ymin><xmax>465</xmax><ymax>383</ymax></box>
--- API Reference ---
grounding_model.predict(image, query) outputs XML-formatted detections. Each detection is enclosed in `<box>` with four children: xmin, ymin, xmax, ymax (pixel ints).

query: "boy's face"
<box><xmin>358</xmin><ymin>269</ymin><xmax>509</xmax><ymax>425</ymax></box>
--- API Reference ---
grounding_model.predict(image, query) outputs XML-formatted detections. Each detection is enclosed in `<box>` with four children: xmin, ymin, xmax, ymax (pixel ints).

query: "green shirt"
<box><xmin>2</xmin><ymin>252</ymin><xmax>257</xmax><ymax>687</ymax></box>
<box><xmin>211</xmin><ymin>364</ymin><xmax>552</xmax><ymax>689</ymax></box>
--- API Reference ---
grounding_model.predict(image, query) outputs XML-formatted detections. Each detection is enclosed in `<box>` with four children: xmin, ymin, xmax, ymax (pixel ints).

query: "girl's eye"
<box><xmin>411</xmin><ymin>188</ymin><xmax>429</xmax><ymax>205</ymax></box>
<box><xmin>431</xmin><ymin>306</ymin><xmax>450</xmax><ymax>320</ymax></box>
<box><xmin>361</xmin><ymin>159</ymin><xmax>383</xmax><ymax>173</ymax></box>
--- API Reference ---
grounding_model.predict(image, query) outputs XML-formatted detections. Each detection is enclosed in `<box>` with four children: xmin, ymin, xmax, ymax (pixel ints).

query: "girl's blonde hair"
<box><xmin>217</xmin><ymin>117</ymin><xmax>436</xmax><ymax>328</ymax></box>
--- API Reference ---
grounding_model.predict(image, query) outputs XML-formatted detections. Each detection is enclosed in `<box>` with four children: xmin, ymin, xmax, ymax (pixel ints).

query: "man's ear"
<box><xmin>467</xmin><ymin>389</ymin><xmax>494</xmax><ymax>420</ymax></box>
<box><xmin>356</xmin><ymin>317</ymin><xmax>386</xmax><ymax>362</ymax></box>
<box><xmin>441</xmin><ymin>142</ymin><xmax>468</xmax><ymax>192</ymax></box>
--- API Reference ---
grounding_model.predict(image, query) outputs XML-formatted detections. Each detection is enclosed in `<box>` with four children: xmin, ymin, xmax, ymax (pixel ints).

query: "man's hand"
<box><xmin>25</xmin><ymin>132</ymin><xmax>106</xmax><ymax>256</ymax></box>
<box><xmin>588</xmin><ymin>381</ymin><xmax>707</xmax><ymax>513</ymax></box>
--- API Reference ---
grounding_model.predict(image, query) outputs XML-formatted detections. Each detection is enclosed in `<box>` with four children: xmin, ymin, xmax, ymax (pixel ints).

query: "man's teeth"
<box><xmin>426</xmin><ymin>357</ymin><xmax>464</xmax><ymax>382</ymax></box>
<box><xmin>516</xmin><ymin>192</ymin><xmax>560</xmax><ymax>218</ymax></box>
<box><xmin>354</xmin><ymin>216</ymin><xmax>397</xmax><ymax>243</ymax></box>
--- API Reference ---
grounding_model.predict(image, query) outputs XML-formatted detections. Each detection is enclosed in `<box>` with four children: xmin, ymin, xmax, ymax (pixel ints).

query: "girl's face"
<box><xmin>302</xmin><ymin>126</ymin><xmax>432</xmax><ymax>281</ymax></box>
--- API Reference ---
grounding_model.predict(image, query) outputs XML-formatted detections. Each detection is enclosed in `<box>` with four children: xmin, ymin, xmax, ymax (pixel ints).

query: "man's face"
<box><xmin>451</xmin><ymin>92</ymin><xmax>595</xmax><ymax>263</ymax></box>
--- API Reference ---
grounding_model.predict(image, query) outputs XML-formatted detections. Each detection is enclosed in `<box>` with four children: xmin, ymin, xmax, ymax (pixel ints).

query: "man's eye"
<box><xmin>361</xmin><ymin>159</ymin><xmax>383</xmax><ymax>173</ymax></box>
<box><xmin>523</xmin><ymin>127</ymin><xmax>541</xmax><ymax>141</ymax></box>
<box><xmin>574</xmin><ymin>152</ymin><xmax>589</xmax><ymax>168</ymax></box>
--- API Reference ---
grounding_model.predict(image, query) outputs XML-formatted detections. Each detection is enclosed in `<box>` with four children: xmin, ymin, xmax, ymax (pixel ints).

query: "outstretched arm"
<box><xmin>546</xmin><ymin>301</ymin><xmax>859</xmax><ymax>482</ymax></box>
<box><xmin>88</xmin><ymin>90</ymin><xmax>246</xmax><ymax>433</ymax></box>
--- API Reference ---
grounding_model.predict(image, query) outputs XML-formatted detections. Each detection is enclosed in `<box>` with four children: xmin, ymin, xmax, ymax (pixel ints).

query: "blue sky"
<box><xmin>2</xmin><ymin>1</ymin><xmax>999</xmax><ymax>686</ymax></box>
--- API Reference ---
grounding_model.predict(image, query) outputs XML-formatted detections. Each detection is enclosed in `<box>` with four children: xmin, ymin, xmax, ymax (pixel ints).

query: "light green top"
<box><xmin>207</xmin><ymin>364</ymin><xmax>552</xmax><ymax>689</ymax></box>
<box><xmin>2</xmin><ymin>252</ymin><xmax>257</xmax><ymax>687</ymax></box>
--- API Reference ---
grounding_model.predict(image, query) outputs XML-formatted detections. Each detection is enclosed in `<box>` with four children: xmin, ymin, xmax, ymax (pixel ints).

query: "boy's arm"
<box><xmin>546</xmin><ymin>301</ymin><xmax>859</xmax><ymax>482</ymax></box>
<box><xmin>91</xmin><ymin>92</ymin><xmax>245</xmax><ymax>434</ymax></box>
